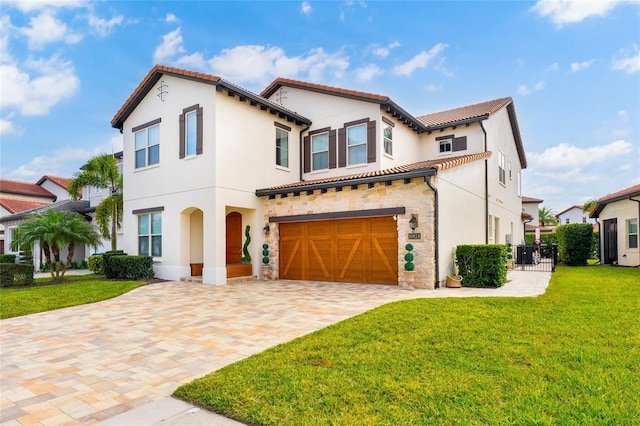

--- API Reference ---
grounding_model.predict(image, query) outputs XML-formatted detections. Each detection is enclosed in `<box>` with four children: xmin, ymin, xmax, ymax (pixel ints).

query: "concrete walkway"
<box><xmin>1</xmin><ymin>271</ymin><xmax>550</xmax><ymax>426</ymax></box>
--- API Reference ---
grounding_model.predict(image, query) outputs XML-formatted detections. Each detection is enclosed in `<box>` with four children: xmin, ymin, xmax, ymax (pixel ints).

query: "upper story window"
<box><xmin>439</xmin><ymin>139</ymin><xmax>452</xmax><ymax>153</ymax></box>
<box><xmin>179</xmin><ymin>104</ymin><xmax>203</xmax><ymax>158</ymax></box>
<box><xmin>498</xmin><ymin>151</ymin><xmax>506</xmax><ymax>185</ymax></box>
<box><xmin>312</xmin><ymin>132</ymin><xmax>329</xmax><ymax>171</ymax></box>
<box><xmin>347</xmin><ymin>123</ymin><xmax>367</xmax><ymax>165</ymax></box>
<box><xmin>565</xmin><ymin>218</ymin><xmax>570</xmax><ymax>224</ymax></box>
<box><xmin>134</xmin><ymin>122</ymin><xmax>160</xmax><ymax>169</ymax></box>
<box><xmin>383</xmin><ymin>123</ymin><xmax>393</xmax><ymax>156</ymax></box>
<box><xmin>275</xmin><ymin>123</ymin><xmax>291</xmax><ymax>168</ymax></box>
<box><xmin>138</xmin><ymin>212</ymin><xmax>162</xmax><ymax>257</ymax></box>
<box><xmin>628</xmin><ymin>219</ymin><xmax>638</xmax><ymax>249</ymax></box>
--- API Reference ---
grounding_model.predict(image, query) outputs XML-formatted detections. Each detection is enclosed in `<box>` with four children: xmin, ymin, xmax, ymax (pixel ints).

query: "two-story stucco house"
<box><xmin>590</xmin><ymin>184</ymin><xmax>640</xmax><ymax>267</ymax></box>
<box><xmin>111</xmin><ymin>65</ymin><xmax>527</xmax><ymax>289</ymax></box>
<box><xmin>556</xmin><ymin>205</ymin><xmax>597</xmax><ymax>227</ymax></box>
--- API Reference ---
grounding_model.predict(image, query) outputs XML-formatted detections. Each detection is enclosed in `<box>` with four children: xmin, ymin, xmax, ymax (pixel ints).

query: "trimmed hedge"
<box><xmin>0</xmin><ymin>263</ymin><xmax>34</xmax><ymax>287</ymax></box>
<box><xmin>88</xmin><ymin>255</ymin><xmax>105</xmax><ymax>275</ymax></box>
<box><xmin>0</xmin><ymin>254</ymin><xmax>17</xmax><ymax>264</ymax></box>
<box><xmin>525</xmin><ymin>232</ymin><xmax>558</xmax><ymax>246</ymax></box>
<box><xmin>455</xmin><ymin>244</ymin><xmax>507</xmax><ymax>288</ymax></box>
<box><xmin>105</xmin><ymin>255</ymin><xmax>154</xmax><ymax>280</ymax></box>
<box><xmin>556</xmin><ymin>224</ymin><xmax>593</xmax><ymax>266</ymax></box>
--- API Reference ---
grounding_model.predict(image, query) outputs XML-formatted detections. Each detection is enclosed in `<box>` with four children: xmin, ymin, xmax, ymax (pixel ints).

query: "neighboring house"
<box><xmin>111</xmin><ymin>65</ymin><xmax>527</xmax><ymax>288</ymax></box>
<box><xmin>556</xmin><ymin>205</ymin><xmax>597</xmax><ymax>226</ymax></box>
<box><xmin>521</xmin><ymin>196</ymin><xmax>543</xmax><ymax>233</ymax></box>
<box><xmin>590</xmin><ymin>184</ymin><xmax>640</xmax><ymax>267</ymax></box>
<box><xmin>0</xmin><ymin>160</ymin><xmax>123</xmax><ymax>268</ymax></box>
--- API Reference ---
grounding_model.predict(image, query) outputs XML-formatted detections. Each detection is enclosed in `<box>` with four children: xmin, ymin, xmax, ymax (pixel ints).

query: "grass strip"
<box><xmin>175</xmin><ymin>266</ymin><xmax>640</xmax><ymax>425</ymax></box>
<box><xmin>1</xmin><ymin>277</ymin><xmax>146</xmax><ymax>319</ymax></box>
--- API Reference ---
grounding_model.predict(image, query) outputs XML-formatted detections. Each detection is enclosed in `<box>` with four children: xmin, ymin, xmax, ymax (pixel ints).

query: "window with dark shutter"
<box><xmin>452</xmin><ymin>136</ymin><xmax>467</xmax><ymax>152</ymax></box>
<box><xmin>179</xmin><ymin>104</ymin><xmax>202</xmax><ymax>159</ymax></box>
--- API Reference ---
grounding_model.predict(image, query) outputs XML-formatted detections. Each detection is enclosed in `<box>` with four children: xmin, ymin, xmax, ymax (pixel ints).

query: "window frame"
<box><xmin>132</xmin><ymin>119</ymin><xmax>161</xmax><ymax>169</ymax></box>
<box><xmin>498</xmin><ymin>151</ymin><xmax>506</xmax><ymax>185</ymax></box>
<box><xmin>311</xmin><ymin>132</ymin><xmax>330</xmax><ymax>171</ymax></box>
<box><xmin>137</xmin><ymin>211</ymin><xmax>162</xmax><ymax>258</ymax></box>
<box><xmin>383</xmin><ymin>121</ymin><xmax>393</xmax><ymax>156</ymax></box>
<box><xmin>185</xmin><ymin>110</ymin><xmax>197</xmax><ymax>157</ymax></box>
<box><xmin>628</xmin><ymin>219</ymin><xmax>638</xmax><ymax>249</ymax></box>
<box><xmin>179</xmin><ymin>104</ymin><xmax>202</xmax><ymax>159</ymax></box>
<box><xmin>346</xmin><ymin>123</ymin><xmax>367</xmax><ymax>166</ymax></box>
<box><xmin>439</xmin><ymin>139</ymin><xmax>452</xmax><ymax>154</ymax></box>
<box><xmin>275</xmin><ymin>126</ymin><xmax>290</xmax><ymax>168</ymax></box>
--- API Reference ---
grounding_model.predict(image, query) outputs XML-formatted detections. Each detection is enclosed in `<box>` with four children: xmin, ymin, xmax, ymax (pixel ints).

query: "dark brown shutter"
<box><xmin>452</xmin><ymin>136</ymin><xmax>467</xmax><ymax>152</ymax></box>
<box><xmin>179</xmin><ymin>113</ymin><xmax>185</xmax><ymax>159</ymax></box>
<box><xmin>303</xmin><ymin>135</ymin><xmax>311</xmax><ymax>173</ymax></box>
<box><xmin>329</xmin><ymin>129</ymin><xmax>337</xmax><ymax>169</ymax></box>
<box><xmin>338</xmin><ymin>128</ymin><xmax>346</xmax><ymax>168</ymax></box>
<box><xmin>196</xmin><ymin>107</ymin><xmax>203</xmax><ymax>155</ymax></box>
<box><xmin>367</xmin><ymin>120</ymin><xmax>376</xmax><ymax>163</ymax></box>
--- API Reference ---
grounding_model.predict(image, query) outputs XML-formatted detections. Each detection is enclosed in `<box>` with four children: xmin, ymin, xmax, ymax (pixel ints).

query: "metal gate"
<box><xmin>514</xmin><ymin>244</ymin><xmax>557</xmax><ymax>272</ymax></box>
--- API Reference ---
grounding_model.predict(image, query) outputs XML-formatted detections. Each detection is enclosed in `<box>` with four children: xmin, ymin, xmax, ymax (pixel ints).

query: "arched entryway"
<box><xmin>180</xmin><ymin>208</ymin><xmax>204</xmax><ymax>277</ymax></box>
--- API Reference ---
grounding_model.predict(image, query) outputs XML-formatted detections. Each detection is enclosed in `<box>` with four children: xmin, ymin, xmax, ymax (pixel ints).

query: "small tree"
<box><xmin>68</xmin><ymin>154</ymin><xmax>123</xmax><ymax>251</ymax></box>
<box><xmin>11</xmin><ymin>210</ymin><xmax>100</xmax><ymax>281</ymax></box>
<box><xmin>538</xmin><ymin>206</ymin><xmax>557</xmax><ymax>226</ymax></box>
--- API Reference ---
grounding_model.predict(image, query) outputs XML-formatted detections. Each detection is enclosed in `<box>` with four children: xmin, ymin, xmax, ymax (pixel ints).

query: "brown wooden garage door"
<box><xmin>279</xmin><ymin>216</ymin><xmax>398</xmax><ymax>285</ymax></box>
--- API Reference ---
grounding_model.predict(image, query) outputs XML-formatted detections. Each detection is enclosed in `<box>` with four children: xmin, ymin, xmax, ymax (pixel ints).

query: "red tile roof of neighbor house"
<box><xmin>555</xmin><ymin>205</ymin><xmax>584</xmax><ymax>217</ymax></box>
<box><xmin>0</xmin><ymin>179</ymin><xmax>56</xmax><ymax>199</ymax></box>
<box><xmin>257</xmin><ymin>152</ymin><xmax>491</xmax><ymax>196</ymax></box>
<box><xmin>417</xmin><ymin>97</ymin><xmax>512</xmax><ymax>127</ymax></box>
<box><xmin>0</xmin><ymin>198</ymin><xmax>52</xmax><ymax>214</ymax></box>
<box><xmin>590</xmin><ymin>183</ymin><xmax>640</xmax><ymax>218</ymax></box>
<box><xmin>261</xmin><ymin>78</ymin><xmax>390</xmax><ymax>103</ymax></box>
<box><xmin>522</xmin><ymin>196</ymin><xmax>544</xmax><ymax>203</ymax></box>
<box><xmin>36</xmin><ymin>175</ymin><xmax>73</xmax><ymax>191</ymax></box>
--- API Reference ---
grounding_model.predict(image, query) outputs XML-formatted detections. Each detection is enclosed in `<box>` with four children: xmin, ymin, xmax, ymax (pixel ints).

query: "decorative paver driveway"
<box><xmin>1</xmin><ymin>272</ymin><xmax>549</xmax><ymax>425</ymax></box>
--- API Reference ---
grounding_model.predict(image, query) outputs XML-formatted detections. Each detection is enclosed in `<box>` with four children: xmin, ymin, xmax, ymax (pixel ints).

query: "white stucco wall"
<box><xmin>419</xmin><ymin>122</ymin><xmax>484</xmax><ymax>160</ymax></box>
<box><xmin>38</xmin><ymin>180</ymin><xmax>71</xmax><ymax>201</ymax></box>
<box><xmin>557</xmin><ymin>206</ymin><xmax>596</xmax><ymax>225</ymax></box>
<box><xmin>597</xmin><ymin>199</ymin><xmax>640</xmax><ymax>267</ymax></box>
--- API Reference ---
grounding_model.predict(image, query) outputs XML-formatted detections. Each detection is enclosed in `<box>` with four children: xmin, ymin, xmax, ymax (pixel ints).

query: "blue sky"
<box><xmin>1</xmin><ymin>0</ymin><xmax>638</xmax><ymax>214</ymax></box>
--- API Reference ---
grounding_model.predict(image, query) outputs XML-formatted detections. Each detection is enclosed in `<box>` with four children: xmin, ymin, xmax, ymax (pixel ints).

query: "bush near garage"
<box><xmin>0</xmin><ymin>263</ymin><xmax>35</xmax><ymax>287</ymax></box>
<box><xmin>0</xmin><ymin>254</ymin><xmax>17</xmax><ymax>264</ymax></box>
<box><xmin>455</xmin><ymin>244</ymin><xmax>507</xmax><ymax>287</ymax></box>
<box><xmin>88</xmin><ymin>255</ymin><xmax>105</xmax><ymax>275</ymax></box>
<box><xmin>105</xmin><ymin>254</ymin><xmax>154</xmax><ymax>280</ymax></box>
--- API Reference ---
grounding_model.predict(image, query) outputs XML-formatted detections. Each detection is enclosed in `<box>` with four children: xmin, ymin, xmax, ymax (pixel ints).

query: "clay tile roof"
<box><xmin>36</xmin><ymin>175</ymin><xmax>73</xmax><ymax>191</ymax></box>
<box><xmin>0</xmin><ymin>198</ymin><xmax>52</xmax><ymax>214</ymax></box>
<box><xmin>555</xmin><ymin>205</ymin><xmax>583</xmax><ymax>217</ymax></box>
<box><xmin>417</xmin><ymin>97</ymin><xmax>513</xmax><ymax>127</ymax></box>
<box><xmin>522</xmin><ymin>196</ymin><xmax>544</xmax><ymax>203</ymax></box>
<box><xmin>260</xmin><ymin>78</ymin><xmax>390</xmax><ymax>103</ymax></box>
<box><xmin>590</xmin><ymin>183</ymin><xmax>640</xmax><ymax>218</ymax></box>
<box><xmin>0</xmin><ymin>179</ymin><xmax>56</xmax><ymax>199</ymax></box>
<box><xmin>111</xmin><ymin>65</ymin><xmax>310</xmax><ymax>130</ymax></box>
<box><xmin>256</xmin><ymin>152</ymin><xmax>491</xmax><ymax>196</ymax></box>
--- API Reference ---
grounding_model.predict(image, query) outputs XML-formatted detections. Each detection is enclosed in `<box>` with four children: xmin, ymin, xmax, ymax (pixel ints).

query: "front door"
<box><xmin>226</xmin><ymin>212</ymin><xmax>242</xmax><ymax>264</ymax></box>
<box><xmin>603</xmin><ymin>218</ymin><xmax>617</xmax><ymax>265</ymax></box>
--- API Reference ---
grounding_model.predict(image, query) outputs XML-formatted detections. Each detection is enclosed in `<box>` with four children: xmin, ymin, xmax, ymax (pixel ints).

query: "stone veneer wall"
<box><xmin>260</xmin><ymin>177</ymin><xmax>436</xmax><ymax>289</ymax></box>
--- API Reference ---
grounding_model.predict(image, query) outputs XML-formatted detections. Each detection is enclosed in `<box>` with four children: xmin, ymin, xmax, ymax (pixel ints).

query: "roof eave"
<box><xmin>256</xmin><ymin>167</ymin><xmax>437</xmax><ymax>197</ymax></box>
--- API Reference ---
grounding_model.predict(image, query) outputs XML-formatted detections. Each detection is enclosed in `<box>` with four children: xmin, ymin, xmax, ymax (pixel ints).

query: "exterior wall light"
<box><xmin>409</xmin><ymin>214</ymin><xmax>418</xmax><ymax>230</ymax></box>
<box><xmin>263</xmin><ymin>224</ymin><xmax>270</xmax><ymax>236</ymax></box>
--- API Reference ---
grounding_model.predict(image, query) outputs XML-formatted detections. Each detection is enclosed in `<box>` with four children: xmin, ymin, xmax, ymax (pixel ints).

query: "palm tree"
<box><xmin>11</xmin><ymin>210</ymin><xmax>101</xmax><ymax>281</ymax></box>
<box><xmin>582</xmin><ymin>199</ymin><xmax>597</xmax><ymax>214</ymax></box>
<box><xmin>538</xmin><ymin>206</ymin><xmax>557</xmax><ymax>227</ymax></box>
<box><xmin>67</xmin><ymin>154</ymin><xmax>123</xmax><ymax>251</ymax></box>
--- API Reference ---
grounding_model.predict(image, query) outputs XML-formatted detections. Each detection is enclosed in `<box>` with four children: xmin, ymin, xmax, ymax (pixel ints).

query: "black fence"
<box><xmin>513</xmin><ymin>244</ymin><xmax>557</xmax><ymax>272</ymax></box>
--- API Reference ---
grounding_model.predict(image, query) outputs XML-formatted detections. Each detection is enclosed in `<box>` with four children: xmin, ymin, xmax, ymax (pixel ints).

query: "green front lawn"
<box><xmin>175</xmin><ymin>266</ymin><xmax>640</xmax><ymax>425</ymax></box>
<box><xmin>1</xmin><ymin>276</ymin><xmax>147</xmax><ymax>319</ymax></box>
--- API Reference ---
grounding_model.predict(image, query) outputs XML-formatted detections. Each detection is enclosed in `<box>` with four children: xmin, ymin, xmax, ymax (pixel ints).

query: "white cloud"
<box><xmin>532</xmin><ymin>0</ymin><xmax>629</xmax><ymax>27</ymax></box>
<box><xmin>1</xmin><ymin>118</ymin><xmax>16</xmax><ymax>136</ymax></box>
<box><xmin>547</xmin><ymin>62</ymin><xmax>559</xmax><ymax>72</ymax></box>
<box><xmin>18</xmin><ymin>10</ymin><xmax>82</xmax><ymax>49</ymax></box>
<box><xmin>571</xmin><ymin>59</ymin><xmax>594</xmax><ymax>72</ymax></box>
<box><xmin>301</xmin><ymin>1</ymin><xmax>312</xmax><ymax>15</ymax></box>
<box><xmin>153</xmin><ymin>27</ymin><xmax>186</xmax><ymax>64</ymax></box>
<box><xmin>88</xmin><ymin>13</ymin><xmax>123</xmax><ymax>37</ymax></box>
<box><xmin>207</xmin><ymin>45</ymin><xmax>349</xmax><ymax>84</ymax></box>
<box><xmin>392</xmin><ymin>43</ymin><xmax>448</xmax><ymax>76</ymax></box>
<box><xmin>528</xmin><ymin>140</ymin><xmax>634</xmax><ymax>170</ymax></box>
<box><xmin>0</xmin><ymin>56</ymin><xmax>80</xmax><ymax>116</ymax></box>
<box><xmin>355</xmin><ymin>64</ymin><xmax>383</xmax><ymax>82</ymax></box>
<box><xmin>612</xmin><ymin>45</ymin><xmax>640</xmax><ymax>73</ymax></box>
<box><xmin>1</xmin><ymin>16</ymin><xmax>12</xmax><ymax>63</ymax></box>
<box><xmin>518</xmin><ymin>80</ymin><xmax>545</xmax><ymax>96</ymax></box>
<box><xmin>371</xmin><ymin>41</ymin><xmax>400</xmax><ymax>58</ymax></box>
<box><xmin>166</xmin><ymin>13</ymin><xmax>178</xmax><ymax>23</ymax></box>
<box><xmin>423</xmin><ymin>83</ymin><xmax>442</xmax><ymax>92</ymax></box>
<box><xmin>5</xmin><ymin>0</ymin><xmax>86</xmax><ymax>13</ymax></box>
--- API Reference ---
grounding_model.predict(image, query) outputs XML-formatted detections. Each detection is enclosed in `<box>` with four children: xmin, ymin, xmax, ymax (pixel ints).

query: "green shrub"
<box><xmin>0</xmin><ymin>263</ymin><xmax>34</xmax><ymax>287</ymax></box>
<box><xmin>525</xmin><ymin>232</ymin><xmax>558</xmax><ymax>246</ymax></box>
<box><xmin>556</xmin><ymin>224</ymin><xmax>593</xmax><ymax>266</ymax></box>
<box><xmin>105</xmin><ymin>255</ymin><xmax>154</xmax><ymax>280</ymax></box>
<box><xmin>88</xmin><ymin>255</ymin><xmax>105</xmax><ymax>274</ymax></box>
<box><xmin>591</xmin><ymin>231</ymin><xmax>600</xmax><ymax>259</ymax></box>
<box><xmin>102</xmin><ymin>250</ymin><xmax>127</xmax><ymax>278</ymax></box>
<box><xmin>455</xmin><ymin>244</ymin><xmax>507</xmax><ymax>287</ymax></box>
<box><xmin>0</xmin><ymin>254</ymin><xmax>17</xmax><ymax>264</ymax></box>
